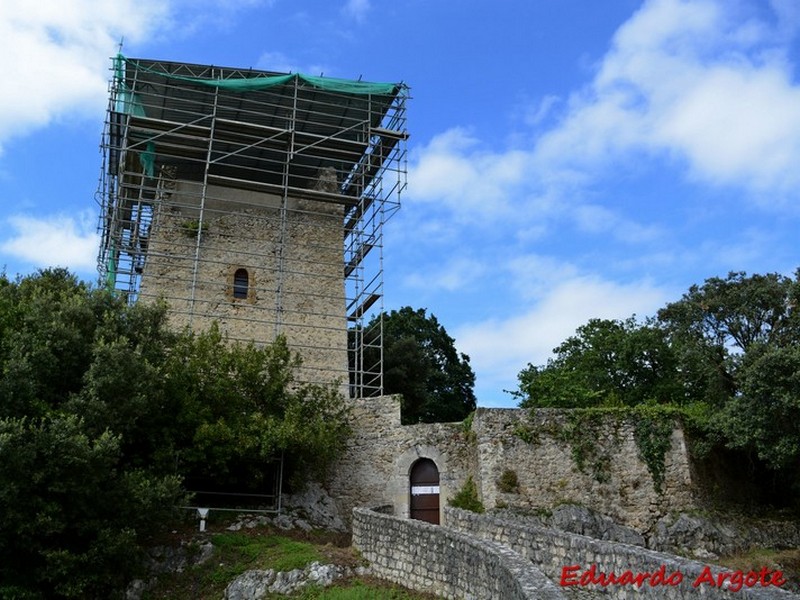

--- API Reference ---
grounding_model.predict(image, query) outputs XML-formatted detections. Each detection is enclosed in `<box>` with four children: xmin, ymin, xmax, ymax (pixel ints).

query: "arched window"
<box><xmin>233</xmin><ymin>268</ymin><xmax>249</xmax><ymax>299</ymax></box>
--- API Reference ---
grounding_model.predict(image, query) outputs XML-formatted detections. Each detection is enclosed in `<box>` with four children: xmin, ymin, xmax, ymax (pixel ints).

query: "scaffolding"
<box><xmin>96</xmin><ymin>56</ymin><xmax>408</xmax><ymax>397</ymax></box>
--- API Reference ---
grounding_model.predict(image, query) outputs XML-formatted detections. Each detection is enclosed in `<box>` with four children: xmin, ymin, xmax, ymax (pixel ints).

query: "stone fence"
<box><xmin>351</xmin><ymin>505</ymin><xmax>565</xmax><ymax>599</ymax></box>
<box><xmin>445</xmin><ymin>508</ymin><xmax>799</xmax><ymax>599</ymax></box>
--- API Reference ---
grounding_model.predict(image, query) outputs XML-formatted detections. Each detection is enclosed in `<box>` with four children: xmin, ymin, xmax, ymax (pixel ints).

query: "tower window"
<box><xmin>233</xmin><ymin>268</ymin><xmax>249</xmax><ymax>299</ymax></box>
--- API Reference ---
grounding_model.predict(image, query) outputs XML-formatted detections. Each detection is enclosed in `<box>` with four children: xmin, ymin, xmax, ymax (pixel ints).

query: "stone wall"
<box><xmin>326</xmin><ymin>396</ymin><xmax>476</xmax><ymax>525</ymax></box>
<box><xmin>446</xmin><ymin>508</ymin><xmax>798</xmax><ymax>599</ymax></box>
<box><xmin>472</xmin><ymin>408</ymin><xmax>696</xmax><ymax>531</ymax></box>
<box><xmin>352</xmin><ymin>505</ymin><xmax>565</xmax><ymax>600</ymax></box>
<box><xmin>138</xmin><ymin>179</ymin><xmax>347</xmax><ymax>385</ymax></box>
<box><xmin>326</xmin><ymin>402</ymin><xmax>697</xmax><ymax>533</ymax></box>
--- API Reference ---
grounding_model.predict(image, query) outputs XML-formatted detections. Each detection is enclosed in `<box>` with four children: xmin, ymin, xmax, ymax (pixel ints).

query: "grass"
<box><xmin>210</xmin><ymin>532</ymin><xmax>322</xmax><ymax>573</ymax></box>
<box><xmin>718</xmin><ymin>547</ymin><xmax>800</xmax><ymax>592</ymax></box>
<box><xmin>285</xmin><ymin>579</ymin><xmax>436</xmax><ymax>599</ymax></box>
<box><xmin>142</xmin><ymin>517</ymin><xmax>436</xmax><ymax>600</ymax></box>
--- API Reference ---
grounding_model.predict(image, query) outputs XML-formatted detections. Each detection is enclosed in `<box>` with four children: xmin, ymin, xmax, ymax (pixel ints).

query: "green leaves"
<box><xmin>518</xmin><ymin>317</ymin><xmax>681</xmax><ymax>409</ymax></box>
<box><xmin>165</xmin><ymin>330</ymin><xmax>350</xmax><ymax>487</ymax></box>
<box><xmin>361</xmin><ymin>307</ymin><xmax>476</xmax><ymax>424</ymax></box>
<box><xmin>659</xmin><ymin>271</ymin><xmax>799</xmax><ymax>353</ymax></box>
<box><xmin>0</xmin><ymin>269</ymin><xmax>351</xmax><ymax>597</ymax></box>
<box><xmin>515</xmin><ymin>269</ymin><xmax>800</xmax><ymax>498</ymax></box>
<box><xmin>448</xmin><ymin>475</ymin><xmax>485</xmax><ymax>513</ymax></box>
<box><xmin>0</xmin><ymin>415</ymin><xmax>182</xmax><ymax>598</ymax></box>
<box><xmin>722</xmin><ymin>344</ymin><xmax>800</xmax><ymax>471</ymax></box>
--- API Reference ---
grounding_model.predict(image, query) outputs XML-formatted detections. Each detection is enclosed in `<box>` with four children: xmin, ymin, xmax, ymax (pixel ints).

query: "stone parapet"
<box><xmin>446</xmin><ymin>508</ymin><xmax>799</xmax><ymax>599</ymax></box>
<box><xmin>352</xmin><ymin>506</ymin><xmax>566</xmax><ymax>600</ymax></box>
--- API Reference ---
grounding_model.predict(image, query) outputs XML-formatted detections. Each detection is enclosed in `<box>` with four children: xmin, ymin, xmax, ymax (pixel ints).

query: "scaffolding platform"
<box><xmin>96</xmin><ymin>56</ymin><xmax>408</xmax><ymax>397</ymax></box>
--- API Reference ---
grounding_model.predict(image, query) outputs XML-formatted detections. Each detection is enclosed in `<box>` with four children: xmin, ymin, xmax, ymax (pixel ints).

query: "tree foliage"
<box><xmin>516</xmin><ymin>270</ymin><xmax>800</xmax><ymax>495</ymax></box>
<box><xmin>0</xmin><ymin>268</ymin><xmax>351</xmax><ymax>598</ymax></box>
<box><xmin>0</xmin><ymin>415</ymin><xmax>180</xmax><ymax>599</ymax></box>
<box><xmin>517</xmin><ymin>317</ymin><xmax>681</xmax><ymax>408</ymax></box>
<box><xmin>657</xmin><ymin>271</ymin><xmax>799</xmax><ymax>406</ymax></box>
<box><xmin>722</xmin><ymin>343</ymin><xmax>800</xmax><ymax>471</ymax></box>
<box><xmin>363</xmin><ymin>307</ymin><xmax>476</xmax><ymax>424</ymax></box>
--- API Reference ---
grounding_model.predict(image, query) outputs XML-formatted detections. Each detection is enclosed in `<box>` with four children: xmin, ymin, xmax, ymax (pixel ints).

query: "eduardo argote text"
<box><xmin>560</xmin><ymin>564</ymin><xmax>787</xmax><ymax>592</ymax></box>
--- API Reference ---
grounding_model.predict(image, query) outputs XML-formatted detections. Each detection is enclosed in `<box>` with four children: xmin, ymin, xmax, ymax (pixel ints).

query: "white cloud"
<box><xmin>0</xmin><ymin>0</ymin><xmax>170</xmax><ymax>152</ymax></box>
<box><xmin>535</xmin><ymin>0</ymin><xmax>800</xmax><ymax>202</ymax></box>
<box><xmin>256</xmin><ymin>51</ymin><xmax>301</xmax><ymax>74</ymax></box>
<box><xmin>504</xmin><ymin>254</ymin><xmax>581</xmax><ymax>300</ymax></box>
<box><xmin>408</xmin><ymin>128</ymin><xmax>531</xmax><ymax>220</ymax></box>
<box><xmin>408</xmin><ymin>0</ymin><xmax>800</xmax><ymax>241</ymax></box>
<box><xmin>457</xmin><ymin>273</ymin><xmax>667</xmax><ymax>396</ymax></box>
<box><xmin>525</xmin><ymin>95</ymin><xmax>561</xmax><ymax>127</ymax></box>
<box><xmin>402</xmin><ymin>257</ymin><xmax>487</xmax><ymax>292</ymax></box>
<box><xmin>572</xmin><ymin>204</ymin><xmax>662</xmax><ymax>243</ymax></box>
<box><xmin>406</xmin><ymin>125</ymin><xmax>662</xmax><ymax>245</ymax></box>
<box><xmin>255</xmin><ymin>51</ymin><xmax>327</xmax><ymax>76</ymax></box>
<box><xmin>170</xmin><ymin>0</ymin><xmax>273</xmax><ymax>38</ymax></box>
<box><xmin>342</xmin><ymin>0</ymin><xmax>370</xmax><ymax>23</ymax></box>
<box><xmin>656</xmin><ymin>66</ymin><xmax>800</xmax><ymax>191</ymax></box>
<box><xmin>0</xmin><ymin>2</ymin><xmax>288</xmax><ymax>152</ymax></box>
<box><xmin>1</xmin><ymin>213</ymin><xmax>100</xmax><ymax>272</ymax></box>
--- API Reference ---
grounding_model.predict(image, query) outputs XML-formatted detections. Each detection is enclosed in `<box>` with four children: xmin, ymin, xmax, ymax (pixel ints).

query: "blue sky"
<box><xmin>1</xmin><ymin>0</ymin><xmax>799</xmax><ymax>407</ymax></box>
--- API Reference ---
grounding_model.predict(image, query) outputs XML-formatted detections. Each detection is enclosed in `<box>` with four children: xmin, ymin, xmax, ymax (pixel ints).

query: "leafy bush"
<box><xmin>448</xmin><ymin>475</ymin><xmax>485</xmax><ymax>513</ymax></box>
<box><xmin>0</xmin><ymin>269</ymin><xmax>352</xmax><ymax>598</ymax></box>
<box><xmin>0</xmin><ymin>415</ymin><xmax>182</xmax><ymax>598</ymax></box>
<box><xmin>496</xmin><ymin>469</ymin><xmax>520</xmax><ymax>493</ymax></box>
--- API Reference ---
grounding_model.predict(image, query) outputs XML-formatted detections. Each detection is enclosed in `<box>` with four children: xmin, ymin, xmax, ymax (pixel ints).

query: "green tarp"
<box><xmin>116</xmin><ymin>54</ymin><xmax>400</xmax><ymax>96</ymax></box>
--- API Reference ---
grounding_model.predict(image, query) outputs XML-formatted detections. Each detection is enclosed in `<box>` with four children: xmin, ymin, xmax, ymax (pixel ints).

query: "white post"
<box><xmin>197</xmin><ymin>508</ymin><xmax>209</xmax><ymax>532</ymax></box>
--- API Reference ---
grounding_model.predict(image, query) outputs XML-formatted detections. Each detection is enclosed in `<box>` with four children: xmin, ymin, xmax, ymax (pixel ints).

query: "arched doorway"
<box><xmin>409</xmin><ymin>458</ymin><xmax>440</xmax><ymax>524</ymax></box>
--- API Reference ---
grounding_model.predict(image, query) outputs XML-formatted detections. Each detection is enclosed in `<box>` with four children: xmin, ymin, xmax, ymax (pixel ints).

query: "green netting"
<box><xmin>105</xmin><ymin>241</ymin><xmax>117</xmax><ymax>290</ymax></box>
<box><xmin>116</xmin><ymin>54</ymin><xmax>400</xmax><ymax>96</ymax></box>
<box><xmin>139</xmin><ymin>141</ymin><xmax>156</xmax><ymax>178</ymax></box>
<box><xmin>113</xmin><ymin>55</ymin><xmax>146</xmax><ymax>116</ymax></box>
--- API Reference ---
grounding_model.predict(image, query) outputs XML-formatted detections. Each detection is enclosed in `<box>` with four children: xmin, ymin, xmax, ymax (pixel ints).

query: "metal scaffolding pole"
<box><xmin>96</xmin><ymin>56</ymin><xmax>408</xmax><ymax>396</ymax></box>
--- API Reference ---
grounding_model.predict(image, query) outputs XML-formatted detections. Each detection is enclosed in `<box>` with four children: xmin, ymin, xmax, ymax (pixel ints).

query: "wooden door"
<box><xmin>409</xmin><ymin>458</ymin><xmax>440</xmax><ymax>524</ymax></box>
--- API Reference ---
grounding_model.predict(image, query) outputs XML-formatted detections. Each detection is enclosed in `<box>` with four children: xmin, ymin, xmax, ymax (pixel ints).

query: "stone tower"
<box><xmin>97</xmin><ymin>56</ymin><xmax>408</xmax><ymax>392</ymax></box>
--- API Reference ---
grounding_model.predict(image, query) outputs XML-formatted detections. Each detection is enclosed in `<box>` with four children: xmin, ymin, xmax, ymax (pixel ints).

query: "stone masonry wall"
<box><xmin>138</xmin><ymin>179</ymin><xmax>347</xmax><ymax>385</ymax></box>
<box><xmin>446</xmin><ymin>508</ymin><xmax>798</xmax><ymax>599</ymax></box>
<box><xmin>326</xmin><ymin>402</ymin><xmax>697</xmax><ymax>534</ymax></box>
<box><xmin>472</xmin><ymin>408</ymin><xmax>696</xmax><ymax>531</ymax></box>
<box><xmin>352</xmin><ymin>505</ymin><xmax>566</xmax><ymax>600</ymax></box>
<box><xmin>326</xmin><ymin>396</ymin><xmax>477</xmax><ymax>526</ymax></box>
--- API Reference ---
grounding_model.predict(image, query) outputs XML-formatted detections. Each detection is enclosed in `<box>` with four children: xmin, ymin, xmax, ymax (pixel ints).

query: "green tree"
<box><xmin>659</xmin><ymin>271</ymin><xmax>799</xmax><ymax>352</ymax></box>
<box><xmin>0</xmin><ymin>269</ymin><xmax>105</xmax><ymax>418</ymax></box>
<box><xmin>363</xmin><ymin>307</ymin><xmax>476</xmax><ymax>424</ymax></box>
<box><xmin>657</xmin><ymin>270</ymin><xmax>800</xmax><ymax>406</ymax></box>
<box><xmin>0</xmin><ymin>415</ymin><xmax>182</xmax><ymax>599</ymax></box>
<box><xmin>0</xmin><ymin>269</ymin><xmax>352</xmax><ymax>598</ymax></box>
<box><xmin>517</xmin><ymin>317</ymin><xmax>682</xmax><ymax>408</ymax></box>
<box><xmin>656</xmin><ymin>270</ymin><xmax>800</xmax><ymax>478</ymax></box>
<box><xmin>164</xmin><ymin>326</ymin><xmax>351</xmax><ymax>488</ymax></box>
<box><xmin>722</xmin><ymin>344</ymin><xmax>800</xmax><ymax>472</ymax></box>
<box><xmin>515</xmin><ymin>269</ymin><xmax>800</xmax><ymax>503</ymax></box>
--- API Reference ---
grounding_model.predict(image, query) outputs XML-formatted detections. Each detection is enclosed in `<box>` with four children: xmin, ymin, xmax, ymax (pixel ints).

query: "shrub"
<box><xmin>496</xmin><ymin>469</ymin><xmax>519</xmax><ymax>493</ymax></box>
<box><xmin>448</xmin><ymin>475</ymin><xmax>485</xmax><ymax>513</ymax></box>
